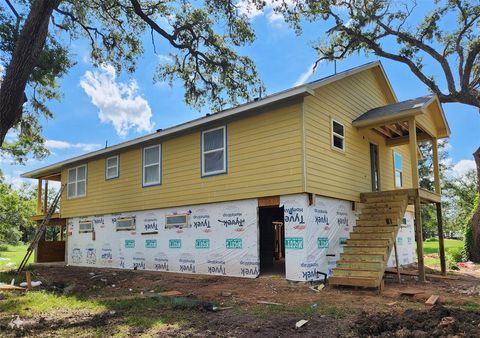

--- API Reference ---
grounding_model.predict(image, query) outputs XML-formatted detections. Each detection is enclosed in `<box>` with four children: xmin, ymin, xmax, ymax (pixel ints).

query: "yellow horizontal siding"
<box><xmin>61</xmin><ymin>104</ymin><xmax>304</xmax><ymax>217</ymax></box>
<box><xmin>304</xmin><ymin>68</ymin><xmax>413</xmax><ymax>202</ymax></box>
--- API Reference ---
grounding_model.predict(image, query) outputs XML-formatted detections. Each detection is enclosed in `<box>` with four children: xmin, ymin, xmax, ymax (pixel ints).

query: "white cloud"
<box><xmin>45</xmin><ymin>140</ymin><xmax>101</xmax><ymax>152</ymax></box>
<box><xmin>237</xmin><ymin>0</ymin><xmax>291</xmax><ymax>25</ymax></box>
<box><xmin>293</xmin><ymin>62</ymin><xmax>319</xmax><ymax>86</ymax></box>
<box><xmin>80</xmin><ymin>64</ymin><xmax>154</xmax><ymax>137</ymax></box>
<box><xmin>451</xmin><ymin>159</ymin><xmax>476</xmax><ymax>177</ymax></box>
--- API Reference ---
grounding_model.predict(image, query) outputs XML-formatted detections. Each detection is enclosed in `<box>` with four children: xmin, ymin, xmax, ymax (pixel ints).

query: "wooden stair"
<box><xmin>329</xmin><ymin>190</ymin><xmax>409</xmax><ymax>290</ymax></box>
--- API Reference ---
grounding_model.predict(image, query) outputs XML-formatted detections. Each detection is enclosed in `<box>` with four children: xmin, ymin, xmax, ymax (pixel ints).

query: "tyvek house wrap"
<box><xmin>67</xmin><ymin>198</ymin><xmax>260</xmax><ymax>278</ymax></box>
<box><xmin>66</xmin><ymin>193</ymin><xmax>416</xmax><ymax>281</ymax></box>
<box><xmin>281</xmin><ymin>194</ymin><xmax>357</xmax><ymax>282</ymax></box>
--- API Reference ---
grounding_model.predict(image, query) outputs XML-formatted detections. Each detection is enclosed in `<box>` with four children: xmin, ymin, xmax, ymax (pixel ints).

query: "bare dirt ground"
<box><xmin>1</xmin><ymin>264</ymin><xmax>480</xmax><ymax>337</ymax></box>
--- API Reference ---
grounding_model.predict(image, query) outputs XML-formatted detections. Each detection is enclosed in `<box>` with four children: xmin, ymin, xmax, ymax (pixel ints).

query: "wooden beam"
<box><xmin>414</xmin><ymin>196</ymin><xmax>426</xmax><ymax>282</ymax></box>
<box><xmin>374</xmin><ymin>126</ymin><xmax>391</xmax><ymax>138</ymax></box>
<box><xmin>385</xmin><ymin>124</ymin><xmax>403</xmax><ymax>137</ymax></box>
<box><xmin>37</xmin><ymin>179</ymin><xmax>43</xmax><ymax>215</ymax></box>
<box><xmin>397</xmin><ymin>122</ymin><xmax>408</xmax><ymax>134</ymax></box>
<box><xmin>44</xmin><ymin>180</ymin><xmax>49</xmax><ymax>214</ymax></box>
<box><xmin>409</xmin><ymin>118</ymin><xmax>420</xmax><ymax>188</ymax></box>
<box><xmin>432</xmin><ymin>138</ymin><xmax>441</xmax><ymax>194</ymax></box>
<box><xmin>436</xmin><ymin>202</ymin><xmax>447</xmax><ymax>276</ymax></box>
<box><xmin>394</xmin><ymin>241</ymin><xmax>401</xmax><ymax>283</ymax></box>
<box><xmin>386</xmin><ymin>131</ymin><xmax>432</xmax><ymax>147</ymax></box>
<box><xmin>258</xmin><ymin>195</ymin><xmax>280</xmax><ymax>207</ymax></box>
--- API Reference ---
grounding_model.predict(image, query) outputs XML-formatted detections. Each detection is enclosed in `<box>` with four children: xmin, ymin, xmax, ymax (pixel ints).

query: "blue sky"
<box><xmin>1</xmin><ymin>1</ymin><xmax>479</xmax><ymax>187</ymax></box>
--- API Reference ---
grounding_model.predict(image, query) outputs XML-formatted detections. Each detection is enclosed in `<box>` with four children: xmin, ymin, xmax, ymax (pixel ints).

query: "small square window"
<box><xmin>79</xmin><ymin>221</ymin><xmax>93</xmax><ymax>233</ymax></box>
<box><xmin>165</xmin><ymin>214</ymin><xmax>190</xmax><ymax>229</ymax></box>
<box><xmin>106</xmin><ymin>156</ymin><xmax>119</xmax><ymax>180</ymax></box>
<box><xmin>116</xmin><ymin>217</ymin><xmax>136</xmax><ymax>231</ymax></box>
<box><xmin>331</xmin><ymin>119</ymin><xmax>345</xmax><ymax>151</ymax></box>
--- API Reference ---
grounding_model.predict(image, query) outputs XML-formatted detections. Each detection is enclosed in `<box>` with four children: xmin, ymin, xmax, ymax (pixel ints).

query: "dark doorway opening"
<box><xmin>370</xmin><ymin>143</ymin><xmax>380</xmax><ymax>192</ymax></box>
<box><xmin>259</xmin><ymin>206</ymin><xmax>285</xmax><ymax>276</ymax></box>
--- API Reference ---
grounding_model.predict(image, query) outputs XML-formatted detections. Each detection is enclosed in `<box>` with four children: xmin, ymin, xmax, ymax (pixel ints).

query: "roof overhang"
<box><xmin>353</xmin><ymin>95</ymin><xmax>450</xmax><ymax>140</ymax></box>
<box><xmin>21</xmin><ymin>86</ymin><xmax>314</xmax><ymax>179</ymax></box>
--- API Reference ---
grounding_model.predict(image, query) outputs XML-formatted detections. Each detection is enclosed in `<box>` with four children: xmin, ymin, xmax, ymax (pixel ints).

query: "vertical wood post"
<box><xmin>394</xmin><ymin>241</ymin><xmax>401</xmax><ymax>283</ymax></box>
<box><xmin>408</xmin><ymin>118</ymin><xmax>419</xmax><ymax>188</ymax></box>
<box><xmin>25</xmin><ymin>271</ymin><xmax>32</xmax><ymax>290</ymax></box>
<box><xmin>432</xmin><ymin>138</ymin><xmax>441</xmax><ymax>194</ymax></box>
<box><xmin>436</xmin><ymin>202</ymin><xmax>447</xmax><ymax>275</ymax></box>
<box><xmin>414</xmin><ymin>196</ymin><xmax>426</xmax><ymax>282</ymax></box>
<box><xmin>37</xmin><ymin>179</ymin><xmax>43</xmax><ymax>215</ymax></box>
<box><xmin>43</xmin><ymin>180</ymin><xmax>49</xmax><ymax>214</ymax></box>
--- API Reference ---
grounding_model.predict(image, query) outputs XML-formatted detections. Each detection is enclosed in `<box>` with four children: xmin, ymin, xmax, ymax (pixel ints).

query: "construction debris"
<box><xmin>19</xmin><ymin>281</ymin><xmax>42</xmax><ymax>288</ymax></box>
<box><xmin>0</xmin><ymin>284</ymin><xmax>25</xmax><ymax>291</ymax></box>
<box><xmin>425</xmin><ymin>295</ymin><xmax>440</xmax><ymax>306</ymax></box>
<box><xmin>8</xmin><ymin>315</ymin><xmax>24</xmax><ymax>330</ymax></box>
<box><xmin>257</xmin><ymin>301</ymin><xmax>282</xmax><ymax>306</ymax></box>
<box><xmin>309</xmin><ymin>284</ymin><xmax>325</xmax><ymax>292</ymax></box>
<box><xmin>295</xmin><ymin>319</ymin><xmax>308</xmax><ymax>329</ymax></box>
<box><xmin>159</xmin><ymin>290</ymin><xmax>182</xmax><ymax>296</ymax></box>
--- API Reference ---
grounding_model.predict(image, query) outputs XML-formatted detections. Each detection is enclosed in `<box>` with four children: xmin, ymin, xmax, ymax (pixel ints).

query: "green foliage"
<box><xmin>463</xmin><ymin>194</ymin><xmax>478</xmax><ymax>260</ymax></box>
<box><xmin>445</xmin><ymin>246</ymin><xmax>464</xmax><ymax>270</ymax></box>
<box><xmin>1</xmin><ymin>0</ymin><xmax>263</xmax><ymax>163</ymax></box>
<box><xmin>0</xmin><ymin>170</ymin><xmax>36</xmax><ymax>246</ymax></box>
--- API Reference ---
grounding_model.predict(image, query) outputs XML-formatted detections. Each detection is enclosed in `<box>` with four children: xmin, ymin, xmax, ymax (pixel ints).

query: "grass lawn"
<box><xmin>423</xmin><ymin>238</ymin><xmax>464</xmax><ymax>268</ymax></box>
<box><xmin>423</xmin><ymin>238</ymin><xmax>464</xmax><ymax>255</ymax></box>
<box><xmin>0</xmin><ymin>244</ymin><xmax>32</xmax><ymax>271</ymax></box>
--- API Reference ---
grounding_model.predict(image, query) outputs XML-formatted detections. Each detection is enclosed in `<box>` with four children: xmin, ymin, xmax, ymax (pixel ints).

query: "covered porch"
<box><xmin>353</xmin><ymin>95</ymin><xmax>451</xmax><ymax>282</ymax></box>
<box><xmin>32</xmin><ymin>172</ymin><xmax>66</xmax><ymax>263</ymax></box>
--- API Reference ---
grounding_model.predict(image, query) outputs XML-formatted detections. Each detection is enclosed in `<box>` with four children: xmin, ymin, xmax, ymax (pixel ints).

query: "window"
<box><xmin>394</xmin><ymin>151</ymin><xmax>403</xmax><ymax>188</ymax></box>
<box><xmin>67</xmin><ymin>165</ymin><xmax>87</xmax><ymax>198</ymax></box>
<box><xmin>116</xmin><ymin>217</ymin><xmax>136</xmax><ymax>231</ymax></box>
<box><xmin>202</xmin><ymin>126</ymin><xmax>227</xmax><ymax>176</ymax></box>
<box><xmin>105</xmin><ymin>155</ymin><xmax>119</xmax><ymax>180</ymax></box>
<box><xmin>331</xmin><ymin>119</ymin><xmax>345</xmax><ymax>151</ymax></box>
<box><xmin>165</xmin><ymin>214</ymin><xmax>190</xmax><ymax>229</ymax></box>
<box><xmin>143</xmin><ymin>145</ymin><xmax>161</xmax><ymax>186</ymax></box>
<box><xmin>79</xmin><ymin>221</ymin><xmax>93</xmax><ymax>233</ymax></box>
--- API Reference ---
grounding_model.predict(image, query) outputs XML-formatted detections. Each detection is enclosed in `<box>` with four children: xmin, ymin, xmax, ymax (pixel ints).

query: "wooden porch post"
<box><xmin>432</xmin><ymin>138</ymin><xmax>441</xmax><ymax>194</ymax></box>
<box><xmin>409</xmin><ymin>118</ymin><xmax>426</xmax><ymax>282</ymax></box>
<box><xmin>37</xmin><ymin>179</ymin><xmax>43</xmax><ymax>215</ymax></box>
<box><xmin>44</xmin><ymin>180</ymin><xmax>49</xmax><ymax>214</ymax></box>
<box><xmin>432</xmin><ymin>138</ymin><xmax>446</xmax><ymax>274</ymax></box>
<box><xmin>409</xmin><ymin>118</ymin><xmax>419</xmax><ymax>189</ymax></box>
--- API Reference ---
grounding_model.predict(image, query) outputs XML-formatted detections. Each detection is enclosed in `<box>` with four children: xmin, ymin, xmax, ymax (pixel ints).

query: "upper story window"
<box><xmin>202</xmin><ymin>126</ymin><xmax>227</xmax><ymax>176</ymax></box>
<box><xmin>394</xmin><ymin>151</ymin><xmax>403</xmax><ymax>188</ymax></box>
<box><xmin>67</xmin><ymin>164</ymin><xmax>87</xmax><ymax>199</ymax></box>
<box><xmin>143</xmin><ymin>145</ymin><xmax>161</xmax><ymax>186</ymax></box>
<box><xmin>331</xmin><ymin>119</ymin><xmax>345</xmax><ymax>151</ymax></box>
<box><xmin>105</xmin><ymin>155</ymin><xmax>119</xmax><ymax>180</ymax></box>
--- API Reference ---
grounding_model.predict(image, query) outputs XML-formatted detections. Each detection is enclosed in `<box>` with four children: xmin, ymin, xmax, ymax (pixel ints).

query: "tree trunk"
<box><xmin>471</xmin><ymin>147</ymin><xmax>480</xmax><ymax>262</ymax></box>
<box><xmin>0</xmin><ymin>0</ymin><xmax>61</xmax><ymax>145</ymax></box>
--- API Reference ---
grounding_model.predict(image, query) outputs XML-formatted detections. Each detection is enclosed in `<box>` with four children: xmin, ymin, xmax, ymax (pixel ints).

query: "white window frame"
<box><xmin>116</xmin><ymin>217</ymin><xmax>136</xmax><ymax>231</ymax></box>
<box><xmin>165</xmin><ymin>214</ymin><xmax>190</xmax><ymax>229</ymax></box>
<box><xmin>142</xmin><ymin>145</ymin><xmax>161</xmax><ymax>187</ymax></box>
<box><xmin>394</xmin><ymin>151</ymin><xmax>403</xmax><ymax>188</ymax></box>
<box><xmin>79</xmin><ymin>220</ymin><xmax>93</xmax><ymax>234</ymax></box>
<box><xmin>331</xmin><ymin>118</ymin><xmax>345</xmax><ymax>152</ymax></box>
<box><xmin>67</xmin><ymin>164</ymin><xmax>87</xmax><ymax>199</ymax></box>
<box><xmin>105</xmin><ymin>155</ymin><xmax>119</xmax><ymax>180</ymax></box>
<box><xmin>201</xmin><ymin>126</ymin><xmax>227</xmax><ymax>177</ymax></box>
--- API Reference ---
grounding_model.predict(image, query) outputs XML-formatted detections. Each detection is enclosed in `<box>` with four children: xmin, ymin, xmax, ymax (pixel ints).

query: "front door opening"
<box><xmin>259</xmin><ymin>206</ymin><xmax>285</xmax><ymax>275</ymax></box>
<box><xmin>370</xmin><ymin>143</ymin><xmax>380</xmax><ymax>192</ymax></box>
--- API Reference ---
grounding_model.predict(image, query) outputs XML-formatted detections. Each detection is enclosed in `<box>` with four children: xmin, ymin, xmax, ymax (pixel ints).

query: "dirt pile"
<box><xmin>355</xmin><ymin>304</ymin><xmax>480</xmax><ymax>337</ymax></box>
